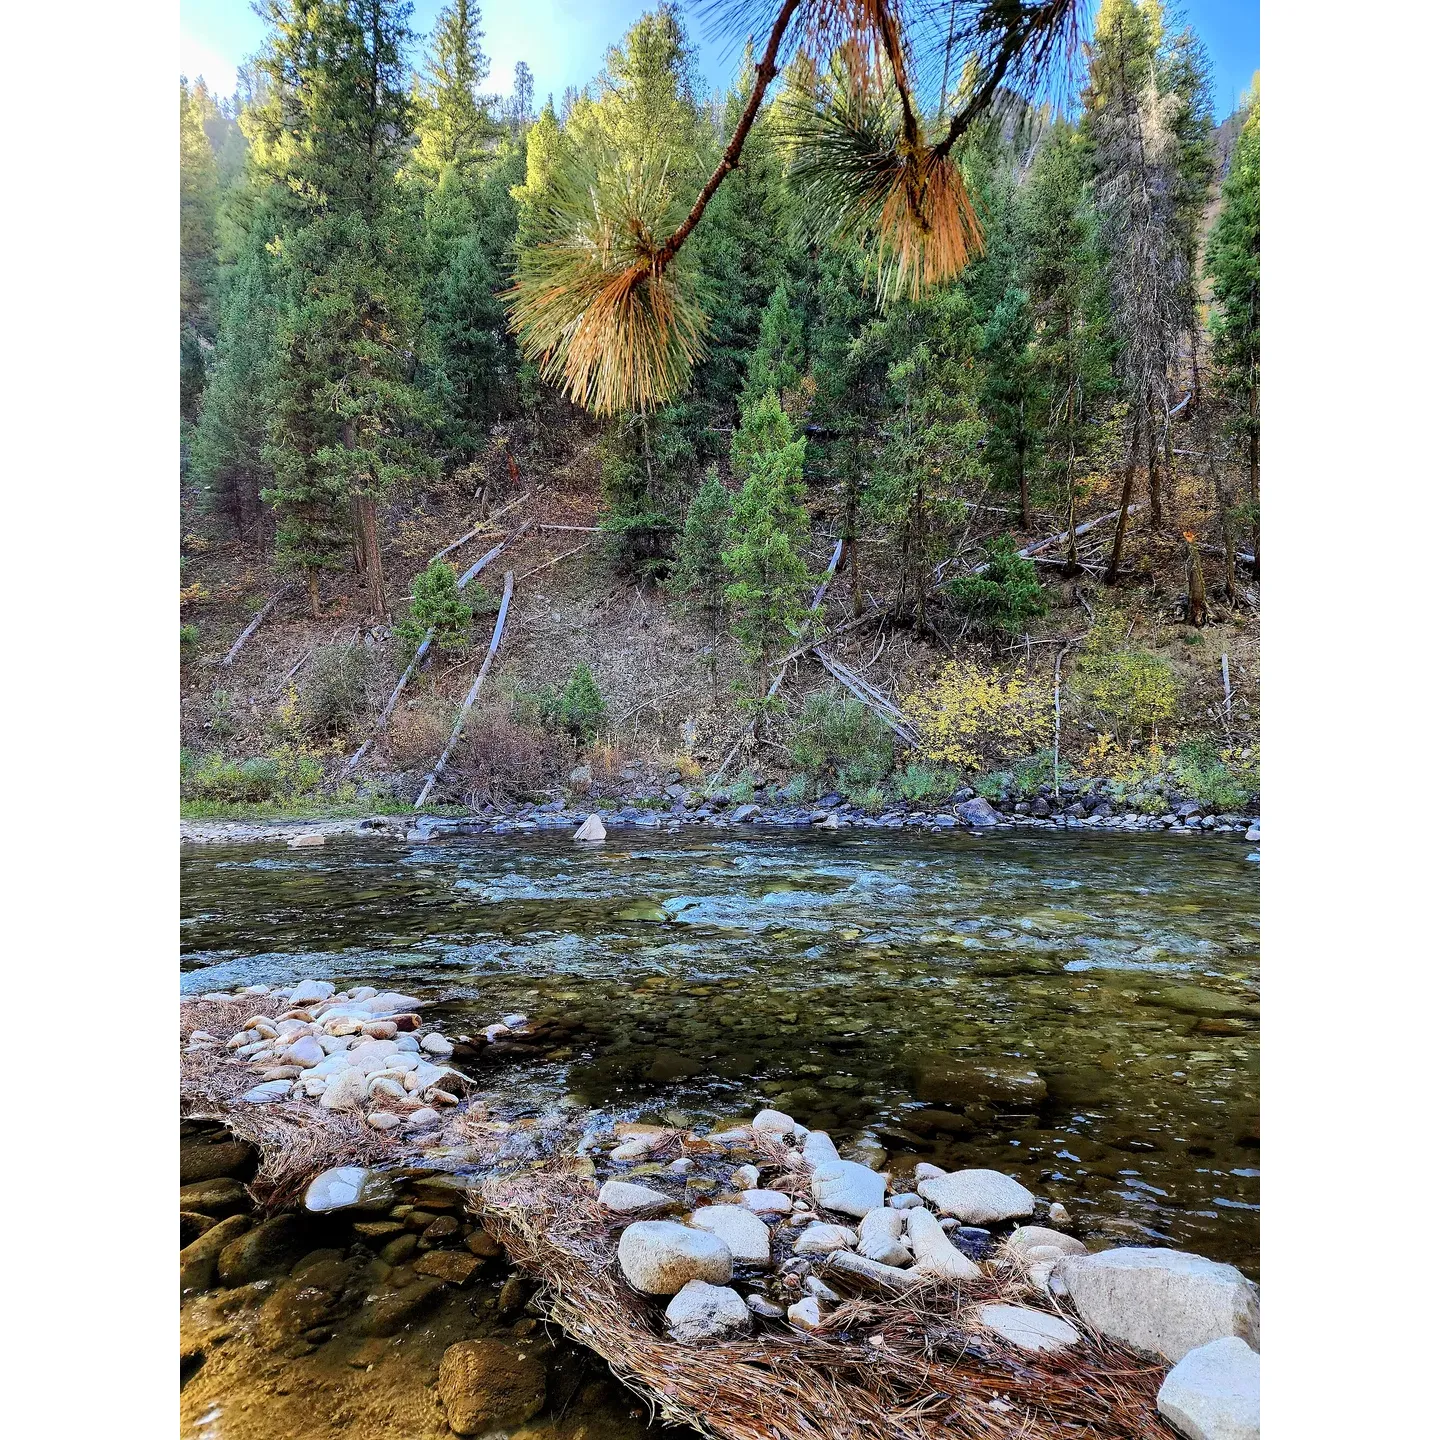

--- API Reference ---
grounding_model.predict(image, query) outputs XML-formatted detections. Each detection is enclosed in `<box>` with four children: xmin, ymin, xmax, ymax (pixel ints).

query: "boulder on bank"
<box><xmin>917</xmin><ymin>1168</ymin><xmax>1036</xmax><ymax>1224</ymax></box>
<box><xmin>957</xmin><ymin>797</ymin><xmax>1001</xmax><ymax>827</ymax></box>
<box><xmin>906</xmin><ymin>1206</ymin><xmax>980</xmax><ymax>1281</ymax></box>
<box><xmin>664</xmin><ymin>1280</ymin><xmax>753</xmax><ymax>1343</ymax></box>
<box><xmin>1056</xmin><ymin>1247</ymin><xmax>1259</xmax><ymax>1363</ymax></box>
<box><xmin>688</xmin><ymin>1205</ymin><xmax>773</xmax><ymax>1266</ymax></box>
<box><xmin>1156</xmin><ymin>1336</ymin><xmax>1260</xmax><ymax>1440</ymax></box>
<box><xmin>810</xmin><ymin>1159</ymin><xmax>886</xmax><ymax>1217</ymax></box>
<box><xmin>598</xmin><ymin>1180</ymin><xmax>674</xmax><ymax>1215</ymax></box>
<box><xmin>438</xmin><ymin>1339</ymin><xmax>547</xmax><ymax>1436</ymax></box>
<box><xmin>617</xmin><ymin>1220</ymin><xmax>732</xmax><ymax>1295</ymax></box>
<box><xmin>979</xmin><ymin>1304</ymin><xmax>1082</xmax><ymax>1354</ymax></box>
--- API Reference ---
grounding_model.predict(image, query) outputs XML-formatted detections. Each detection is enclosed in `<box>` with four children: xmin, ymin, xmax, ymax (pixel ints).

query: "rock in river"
<box><xmin>917</xmin><ymin>1168</ymin><xmax>1036</xmax><ymax>1224</ymax></box>
<box><xmin>665</xmin><ymin>1280</ymin><xmax>753</xmax><ymax>1343</ymax></box>
<box><xmin>574</xmin><ymin>813</ymin><xmax>606</xmax><ymax>842</ymax></box>
<box><xmin>599</xmin><ymin>1180</ymin><xmax>675</xmax><ymax>1215</ymax></box>
<box><xmin>1157</xmin><ymin>1336</ymin><xmax>1260</xmax><ymax>1440</ymax></box>
<box><xmin>303</xmin><ymin>1166</ymin><xmax>396</xmax><ymax>1214</ymax></box>
<box><xmin>180</xmin><ymin>1214</ymin><xmax>251</xmax><ymax>1293</ymax></box>
<box><xmin>1056</xmin><ymin>1248</ymin><xmax>1260</xmax><ymax>1363</ymax></box>
<box><xmin>617</xmin><ymin>1220</ymin><xmax>732</xmax><ymax>1295</ymax></box>
<box><xmin>794</xmin><ymin>1223</ymin><xmax>857</xmax><ymax>1255</ymax></box>
<box><xmin>688</xmin><ymin>1204</ymin><xmax>773</xmax><ymax>1266</ymax></box>
<box><xmin>217</xmin><ymin>1214</ymin><xmax>305</xmax><ymax>1286</ymax></box>
<box><xmin>857</xmin><ymin>1208</ymin><xmax>910</xmax><ymax>1267</ymax></box>
<box><xmin>438</xmin><ymin>1339</ymin><xmax>547</xmax><ymax>1437</ymax></box>
<box><xmin>912</xmin><ymin>1060</ymin><xmax>1048</xmax><ymax>1108</ymax></box>
<box><xmin>810</xmin><ymin>1159</ymin><xmax>886</xmax><ymax>1217</ymax></box>
<box><xmin>906</xmin><ymin>1207</ymin><xmax>980</xmax><ymax>1281</ymax></box>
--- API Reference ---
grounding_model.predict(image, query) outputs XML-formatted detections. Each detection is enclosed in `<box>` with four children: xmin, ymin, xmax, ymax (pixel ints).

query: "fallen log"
<box><xmin>414</xmin><ymin>569</ymin><xmax>515</xmax><ymax>810</ymax></box>
<box><xmin>218</xmin><ymin>587</ymin><xmax>289</xmax><ymax>667</ymax></box>
<box><xmin>428</xmin><ymin>493</ymin><xmax>532</xmax><ymax>567</ymax></box>
<box><xmin>342</xmin><ymin>521</ymin><xmax>532</xmax><ymax>778</ymax></box>
<box><xmin>816</xmin><ymin>649</ymin><xmax>920</xmax><ymax>747</ymax></box>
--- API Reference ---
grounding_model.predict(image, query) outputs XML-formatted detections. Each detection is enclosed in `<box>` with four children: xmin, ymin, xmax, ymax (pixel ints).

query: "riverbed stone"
<box><xmin>913</xmin><ymin>1061</ymin><xmax>1047</xmax><ymax>1108</ymax></box>
<box><xmin>574</xmin><ymin>814</ymin><xmax>606</xmax><ymax>841</ymax></box>
<box><xmin>810</xmin><ymin>1159</ymin><xmax>886</xmax><ymax>1218</ymax></box>
<box><xmin>180</xmin><ymin>1214</ymin><xmax>251</xmax><ymax>1292</ymax></box>
<box><xmin>802</xmin><ymin>1130</ymin><xmax>842</xmax><ymax>1168</ymax></box>
<box><xmin>217</xmin><ymin>1214</ymin><xmax>306</xmax><ymax>1286</ymax></box>
<box><xmin>617</xmin><ymin>1220</ymin><xmax>732</xmax><ymax>1295</ymax></box>
<box><xmin>752</xmin><ymin>1108</ymin><xmax>796</xmax><ymax>1136</ymax></box>
<box><xmin>979</xmin><ymin>1304</ymin><xmax>1082</xmax><ymax>1353</ymax></box>
<box><xmin>794</xmin><ymin>1223</ymin><xmax>857</xmax><ymax>1255</ymax></box>
<box><xmin>438</xmin><ymin>1339</ymin><xmax>547</xmax><ymax>1436</ymax></box>
<box><xmin>1007</xmin><ymin>1225</ymin><xmax>1087</xmax><ymax>1259</ymax></box>
<box><xmin>917</xmin><ymin>1169</ymin><xmax>1036</xmax><ymax>1224</ymax></box>
<box><xmin>289</xmin><ymin>980</ymin><xmax>336</xmax><ymax>1005</ymax></box>
<box><xmin>598</xmin><ymin>1180</ymin><xmax>675</xmax><ymax>1215</ymax></box>
<box><xmin>180</xmin><ymin>1138</ymin><xmax>256</xmax><ymax>1184</ymax></box>
<box><xmin>357</xmin><ymin>1278</ymin><xmax>448</xmax><ymax>1337</ymax></box>
<box><xmin>664</xmin><ymin>1280</ymin><xmax>753</xmax><ymax>1343</ymax></box>
<box><xmin>688</xmin><ymin>1205</ymin><xmax>773</xmax><ymax>1266</ymax></box>
<box><xmin>1056</xmin><ymin>1248</ymin><xmax>1260</xmax><ymax>1363</ymax></box>
<box><xmin>414</xmin><ymin>1250</ymin><xmax>484</xmax><ymax>1286</ymax></box>
<box><xmin>730</xmin><ymin>1164</ymin><xmax>761</xmax><ymax>1189</ymax></box>
<box><xmin>787</xmin><ymin>1297</ymin><xmax>823</xmax><ymax>1330</ymax></box>
<box><xmin>857</xmin><ymin>1208</ymin><xmax>910</xmax><ymax>1267</ymax></box>
<box><xmin>180</xmin><ymin>1177</ymin><xmax>251</xmax><ymax>1217</ymax></box>
<box><xmin>303</xmin><ymin>1166</ymin><xmax>396</xmax><ymax>1214</ymax></box>
<box><xmin>1156</xmin><ymin>1336</ymin><xmax>1260</xmax><ymax>1440</ymax></box>
<box><xmin>739</xmin><ymin>1189</ymin><xmax>791</xmax><ymax>1214</ymax></box>
<box><xmin>906</xmin><ymin>1207</ymin><xmax>981</xmax><ymax>1281</ymax></box>
<box><xmin>241</xmin><ymin>1079</ymin><xmax>293</xmax><ymax>1103</ymax></box>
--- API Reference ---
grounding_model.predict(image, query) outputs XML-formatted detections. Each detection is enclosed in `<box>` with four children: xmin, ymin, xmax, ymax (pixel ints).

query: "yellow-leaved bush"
<box><xmin>905</xmin><ymin>661</ymin><xmax>1050</xmax><ymax>770</ymax></box>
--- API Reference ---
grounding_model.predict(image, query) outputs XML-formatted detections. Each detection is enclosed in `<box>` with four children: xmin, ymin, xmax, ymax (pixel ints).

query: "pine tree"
<box><xmin>742</xmin><ymin>281</ymin><xmax>805</xmax><ymax>412</ymax></box>
<box><xmin>979</xmin><ymin>286</ymin><xmax>1042</xmax><ymax>529</ymax></box>
<box><xmin>251</xmin><ymin>0</ymin><xmax>434</xmax><ymax>618</ymax></box>
<box><xmin>723</xmin><ymin>391</ymin><xmax>812</xmax><ymax>720</ymax></box>
<box><xmin>669</xmin><ymin>466</ymin><xmax>733</xmax><ymax>699</ymax></box>
<box><xmin>181</xmin><ymin>79</ymin><xmax>220</xmax><ymax>420</ymax></box>
<box><xmin>412</xmin><ymin>0</ymin><xmax>500</xmax><ymax>182</ymax></box>
<box><xmin>1206</xmin><ymin>89</ymin><xmax>1260</xmax><ymax>574</ymax></box>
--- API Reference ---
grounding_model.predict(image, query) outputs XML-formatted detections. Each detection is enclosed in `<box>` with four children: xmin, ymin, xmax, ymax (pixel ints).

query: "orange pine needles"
<box><xmin>876</xmin><ymin>146</ymin><xmax>985</xmax><ymax>302</ymax></box>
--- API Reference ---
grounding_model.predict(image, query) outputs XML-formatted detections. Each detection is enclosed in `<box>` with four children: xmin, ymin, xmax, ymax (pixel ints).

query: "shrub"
<box><xmin>394</xmin><ymin>560</ymin><xmax>479</xmax><ymax>659</ymax></box>
<box><xmin>182</xmin><ymin>746</ymin><xmax>324</xmax><ymax>804</ymax></box>
<box><xmin>208</xmin><ymin>689</ymin><xmax>237</xmax><ymax>740</ymax></box>
<box><xmin>725</xmin><ymin>770</ymin><xmax>759</xmax><ymax>805</ymax></box>
<box><xmin>181</xmin><ymin>623</ymin><xmax>199</xmax><ymax>654</ymax></box>
<box><xmin>386</xmin><ymin>701</ymin><xmax>452</xmax><ymax>771</ymax></box>
<box><xmin>453</xmin><ymin>704</ymin><xmax>568</xmax><ymax>805</ymax></box>
<box><xmin>299</xmin><ymin>645</ymin><xmax>371</xmax><ymax>739</ymax></box>
<box><xmin>857</xmin><ymin>785</ymin><xmax>887</xmax><ymax>815</ymax></box>
<box><xmin>1172</xmin><ymin>739</ymin><xmax>1255</xmax><ymax>810</ymax></box>
<box><xmin>1009</xmin><ymin>752</ymin><xmax>1055</xmax><ymax>798</ymax></box>
<box><xmin>788</xmin><ymin>690</ymin><xmax>893</xmax><ymax>791</ymax></box>
<box><xmin>781</xmin><ymin>775</ymin><xmax>811</xmax><ymax>803</ymax></box>
<box><xmin>893</xmin><ymin>761</ymin><xmax>962</xmax><ymax>804</ymax></box>
<box><xmin>906</xmin><ymin>661</ymin><xmax>1049</xmax><ymax>770</ymax></box>
<box><xmin>973</xmin><ymin>770</ymin><xmax>1008</xmax><ymax>802</ymax></box>
<box><xmin>557</xmin><ymin>662</ymin><xmax>607</xmax><ymax>744</ymax></box>
<box><xmin>1073</xmin><ymin>614</ymin><xmax>1179</xmax><ymax>744</ymax></box>
<box><xmin>944</xmin><ymin>536</ymin><xmax>1048</xmax><ymax>641</ymax></box>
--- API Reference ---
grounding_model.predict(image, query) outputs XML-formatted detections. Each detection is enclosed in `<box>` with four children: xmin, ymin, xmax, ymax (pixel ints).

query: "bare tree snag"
<box><xmin>219</xmin><ymin>587</ymin><xmax>290</xmax><ymax>668</ymax></box>
<box><xmin>1105</xmin><ymin>415</ymin><xmax>1144</xmax><ymax>585</ymax></box>
<box><xmin>1184</xmin><ymin>531</ymin><xmax>1207</xmax><ymax>627</ymax></box>
<box><xmin>414</xmin><ymin>570</ymin><xmax>515</xmax><ymax>810</ymax></box>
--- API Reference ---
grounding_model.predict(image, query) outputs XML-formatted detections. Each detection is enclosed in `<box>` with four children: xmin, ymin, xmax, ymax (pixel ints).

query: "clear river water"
<box><xmin>180</xmin><ymin>826</ymin><xmax>1259</xmax><ymax>1276</ymax></box>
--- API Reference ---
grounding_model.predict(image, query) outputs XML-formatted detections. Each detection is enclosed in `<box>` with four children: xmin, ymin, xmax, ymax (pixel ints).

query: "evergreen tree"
<box><xmin>558</xmin><ymin>661</ymin><xmax>606</xmax><ymax>743</ymax></box>
<box><xmin>742</xmin><ymin>281</ymin><xmax>805</xmax><ymax>412</ymax></box>
<box><xmin>181</xmin><ymin>79</ymin><xmax>220</xmax><ymax>420</ymax></box>
<box><xmin>412</xmin><ymin>0</ymin><xmax>500</xmax><ymax>182</ymax></box>
<box><xmin>723</xmin><ymin>391</ymin><xmax>812</xmax><ymax>720</ymax></box>
<box><xmin>979</xmin><ymin>285</ymin><xmax>1042</xmax><ymax>529</ymax></box>
<box><xmin>1206</xmin><ymin>89</ymin><xmax>1260</xmax><ymax>573</ymax></box>
<box><xmin>669</xmin><ymin>466</ymin><xmax>733</xmax><ymax>699</ymax></box>
<box><xmin>251</xmin><ymin>0</ymin><xmax>434</xmax><ymax>618</ymax></box>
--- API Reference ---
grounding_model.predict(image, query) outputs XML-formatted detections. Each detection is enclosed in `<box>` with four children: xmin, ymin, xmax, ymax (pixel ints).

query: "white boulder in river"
<box><xmin>664</xmin><ymin>1280</ymin><xmax>752</xmax><ymax>1343</ymax></box>
<box><xmin>688</xmin><ymin>1205</ymin><xmax>773</xmax><ymax>1266</ymax></box>
<box><xmin>617</xmin><ymin>1220</ymin><xmax>732</xmax><ymax>1295</ymax></box>
<box><xmin>1156</xmin><ymin>1336</ymin><xmax>1260</xmax><ymax>1440</ymax></box>
<box><xmin>810</xmin><ymin>1159</ymin><xmax>886</xmax><ymax>1217</ymax></box>
<box><xmin>1056</xmin><ymin>1248</ymin><xmax>1259</xmax><ymax>1363</ymax></box>
<box><xmin>906</xmin><ymin>1207</ymin><xmax>981</xmax><ymax>1280</ymax></box>
<box><xmin>598</xmin><ymin>1181</ymin><xmax>674</xmax><ymax>1215</ymax></box>
<box><xmin>917</xmin><ymin>1168</ymin><xmax>1035</xmax><ymax>1224</ymax></box>
<box><xmin>574</xmin><ymin>813</ymin><xmax>606</xmax><ymax>841</ymax></box>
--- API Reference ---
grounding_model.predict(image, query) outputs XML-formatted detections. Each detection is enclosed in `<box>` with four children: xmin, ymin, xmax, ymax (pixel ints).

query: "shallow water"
<box><xmin>181</xmin><ymin>827</ymin><xmax>1259</xmax><ymax>1275</ymax></box>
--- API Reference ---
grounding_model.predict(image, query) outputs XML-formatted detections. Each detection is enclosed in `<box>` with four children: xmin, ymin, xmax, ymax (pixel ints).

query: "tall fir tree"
<box><xmin>669</xmin><ymin>465</ymin><xmax>734</xmax><ymax>700</ymax></box>
<box><xmin>181</xmin><ymin>79</ymin><xmax>220</xmax><ymax>421</ymax></box>
<box><xmin>412</xmin><ymin>0</ymin><xmax>501</xmax><ymax>182</ymax></box>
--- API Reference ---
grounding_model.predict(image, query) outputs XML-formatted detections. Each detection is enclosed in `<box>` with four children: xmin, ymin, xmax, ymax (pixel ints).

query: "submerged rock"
<box><xmin>180</xmin><ymin>1214</ymin><xmax>251</xmax><ymax>1292</ymax></box>
<box><xmin>438</xmin><ymin>1339</ymin><xmax>547</xmax><ymax>1437</ymax></box>
<box><xmin>302</xmin><ymin>1166</ymin><xmax>396</xmax><ymax>1214</ymax></box>
<box><xmin>617</xmin><ymin>1220</ymin><xmax>732</xmax><ymax>1295</ymax></box>
<box><xmin>1157</xmin><ymin>1336</ymin><xmax>1261</xmax><ymax>1440</ymax></box>
<box><xmin>1056</xmin><ymin>1247</ymin><xmax>1260</xmax><ymax>1363</ymax></box>
<box><xmin>665</xmin><ymin>1280</ymin><xmax>753</xmax><ymax>1343</ymax></box>
<box><xmin>917</xmin><ymin>1169</ymin><xmax>1036</xmax><ymax>1225</ymax></box>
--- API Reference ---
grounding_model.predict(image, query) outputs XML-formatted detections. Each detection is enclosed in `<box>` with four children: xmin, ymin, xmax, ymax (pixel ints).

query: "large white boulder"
<box><xmin>598</xmin><ymin>1181</ymin><xmax>674</xmax><ymax>1215</ymax></box>
<box><xmin>801</xmin><ymin>1131</ymin><xmax>841</xmax><ymax>1168</ymax></box>
<box><xmin>617</xmin><ymin>1221</ymin><xmax>732</xmax><ymax>1295</ymax></box>
<box><xmin>574</xmin><ymin>814</ymin><xmax>607</xmax><ymax>841</ymax></box>
<box><xmin>752</xmin><ymin>1108</ymin><xmax>796</xmax><ymax>1136</ymax></box>
<box><xmin>917</xmin><ymin>1168</ymin><xmax>1035</xmax><ymax>1224</ymax></box>
<box><xmin>979</xmin><ymin>1304</ymin><xmax>1081</xmax><ymax>1354</ymax></box>
<box><xmin>688</xmin><ymin>1205</ymin><xmax>773</xmax><ymax>1266</ymax></box>
<box><xmin>810</xmin><ymin>1159</ymin><xmax>886</xmax><ymax>1218</ymax></box>
<box><xmin>289</xmin><ymin>979</ymin><xmax>336</xmax><ymax>1005</ymax></box>
<box><xmin>906</xmin><ymin>1207</ymin><xmax>981</xmax><ymax>1281</ymax></box>
<box><xmin>664</xmin><ymin>1281</ymin><xmax>753</xmax><ymax>1343</ymax></box>
<box><xmin>1157</xmin><ymin>1337</ymin><xmax>1260</xmax><ymax>1440</ymax></box>
<box><xmin>1056</xmin><ymin>1248</ymin><xmax>1259</xmax><ymax>1363</ymax></box>
<box><xmin>857</xmin><ymin>1208</ymin><xmax>910</xmax><ymax>1267</ymax></box>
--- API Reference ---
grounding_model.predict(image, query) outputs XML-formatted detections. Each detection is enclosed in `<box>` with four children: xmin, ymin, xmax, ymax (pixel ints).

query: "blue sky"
<box><xmin>180</xmin><ymin>1</ymin><xmax>1258</xmax><ymax>119</ymax></box>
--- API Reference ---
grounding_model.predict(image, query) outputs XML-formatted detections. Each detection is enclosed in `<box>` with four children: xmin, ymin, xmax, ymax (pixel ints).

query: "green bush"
<box><xmin>789</xmin><ymin>690</ymin><xmax>893</xmax><ymax>792</ymax></box>
<box><xmin>1172</xmin><ymin>740</ymin><xmax>1254</xmax><ymax>810</ymax></box>
<box><xmin>394</xmin><ymin>559</ymin><xmax>479</xmax><ymax>659</ymax></box>
<box><xmin>182</xmin><ymin>747</ymin><xmax>324</xmax><ymax>804</ymax></box>
<box><xmin>1009</xmin><ymin>752</ymin><xmax>1055</xmax><ymax>799</ymax></box>
<box><xmin>893</xmin><ymin>761</ymin><xmax>962</xmax><ymax>804</ymax></box>
<box><xmin>857</xmin><ymin>785</ymin><xmax>887</xmax><ymax>816</ymax></box>
<box><xmin>208</xmin><ymin>689</ymin><xmax>237</xmax><ymax>740</ymax></box>
<box><xmin>944</xmin><ymin>536</ymin><xmax>1048</xmax><ymax>640</ymax></box>
<box><xmin>1073</xmin><ymin>613</ymin><xmax>1179</xmax><ymax>744</ymax></box>
<box><xmin>973</xmin><ymin>770</ymin><xmax>1008</xmax><ymax>802</ymax></box>
<box><xmin>725</xmin><ymin>770</ymin><xmax>758</xmax><ymax>805</ymax></box>
<box><xmin>781</xmin><ymin>775</ymin><xmax>811</xmax><ymax>803</ymax></box>
<box><xmin>298</xmin><ymin>644</ymin><xmax>371</xmax><ymax>738</ymax></box>
<box><xmin>558</xmin><ymin>662</ymin><xmax>607</xmax><ymax>744</ymax></box>
<box><xmin>181</xmin><ymin>623</ymin><xmax>199</xmax><ymax>653</ymax></box>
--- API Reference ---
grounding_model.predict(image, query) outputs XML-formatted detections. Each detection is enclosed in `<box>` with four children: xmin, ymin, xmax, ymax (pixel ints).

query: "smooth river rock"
<box><xmin>1157</xmin><ymin>1336</ymin><xmax>1261</xmax><ymax>1440</ymax></box>
<box><xmin>574</xmin><ymin>814</ymin><xmax>606</xmax><ymax>841</ymax></box>
<box><xmin>438</xmin><ymin>1339</ymin><xmax>547</xmax><ymax>1437</ymax></box>
<box><xmin>303</xmin><ymin>1166</ymin><xmax>396</xmax><ymax>1214</ymax></box>
<box><xmin>617</xmin><ymin>1220</ymin><xmax>732</xmax><ymax>1295</ymax></box>
<box><xmin>664</xmin><ymin>1280</ymin><xmax>753</xmax><ymax>1343</ymax></box>
<box><xmin>979</xmin><ymin>1304</ymin><xmax>1082</xmax><ymax>1354</ymax></box>
<box><xmin>801</xmin><ymin>1130</ymin><xmax>841</xmax><ymax>1168</ymax></box>
<box><xmin>794</xmin><ymin>1223</ymin><xmax>857</xmax><ymax>1255</ymax></box>
<box><xmin>739</xmin><ymin>1189</ymin><xmax>791</xmax><ymax>1214</ymax></box>
<box><xmin>810</xmin><ymin>1159</ymin><xmax>886</xmax><ymax>1217</ymax></box>
<box><xmin>857</xmin><ymin>1208</ymin><xmax>910</xmax><ymax>1267</ymax></box>
<box><xmin>917</xmin><ymin>1169</ymin><xmax>1036</xmax><ymax>1224</ymax></box>
<box><xmin>598</xmin><ymin>1180</ymin><xmax>674</xmax><ymax>1215</ymax></box>
<box><xmin>688</xmin><ymin>1205</ymin><xmax>773</xmax><ymax>1266</ymax></box>
<box><xmin>1007</xmin><ymin>1225</ymin><xmax>1087</xmax><ymax>1259</ymax></box>
<box><xmin>1056</xmin><ymin>1248</ymin><xmax>1260</xmax><ymax>1363</ymax></box>
<box><xmin>906</xmin><ymin>1206</ymin><xmax>981</xmax><ymax>1281</ymax></box>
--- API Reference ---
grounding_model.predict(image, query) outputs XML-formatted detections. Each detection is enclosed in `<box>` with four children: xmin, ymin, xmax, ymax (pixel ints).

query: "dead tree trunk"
<box><xmin>219</xmin><ymin>587</ymin><xmax>290</xmax><ymax>667</ymax></box>
<box><xmin>1105</xmin><ymin>414</ymin><xmax>1144</xmax><ymax>585</ymax></box>
<box><xmin>1184</xmin><ymin>535</ymin><xmax>1207</xmax><ymax>627</ymax></box>
<box><xmin>358</xmin><ymin>494</ymin><xmax>386</xmax><ymax>621</ymax></box>
<box><xmin>414</xmin><ymin>570</ymin><xmax>515</xmax><ymax>810</ymax></box>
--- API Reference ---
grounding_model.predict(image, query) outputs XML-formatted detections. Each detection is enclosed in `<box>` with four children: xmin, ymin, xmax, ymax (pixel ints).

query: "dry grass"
<box><xmin>475</xmin><ymin>1163</ymin><xmax>1175</xmax><ymax>1440</ymax></box>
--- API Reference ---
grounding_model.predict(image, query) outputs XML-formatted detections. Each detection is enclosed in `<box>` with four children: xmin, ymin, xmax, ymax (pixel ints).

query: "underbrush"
<box><xmin>181</xmin><ymin>745</ymin><xmax>325</xmax><ymax>805</ymax></box>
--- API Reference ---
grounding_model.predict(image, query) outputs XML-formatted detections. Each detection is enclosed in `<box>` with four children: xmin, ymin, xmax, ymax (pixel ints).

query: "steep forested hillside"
<box><xmin>179</xmin><ymin>0</ymin><xmax>1259</xmax><ymax>820</ymax></box>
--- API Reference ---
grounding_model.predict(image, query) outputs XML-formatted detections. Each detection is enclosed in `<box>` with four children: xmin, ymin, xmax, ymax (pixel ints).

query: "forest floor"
<box><xmin>179</xmin><ymin>406</ymin><xmax>1260</xmax><ymax>818</ymax></box>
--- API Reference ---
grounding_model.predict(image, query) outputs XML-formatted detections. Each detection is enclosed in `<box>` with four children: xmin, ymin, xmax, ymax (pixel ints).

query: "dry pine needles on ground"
<box><xmin>477</xmin><ymin>1165</ymin><xmax>1175</xmax><ymax>1440</ymax></box>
